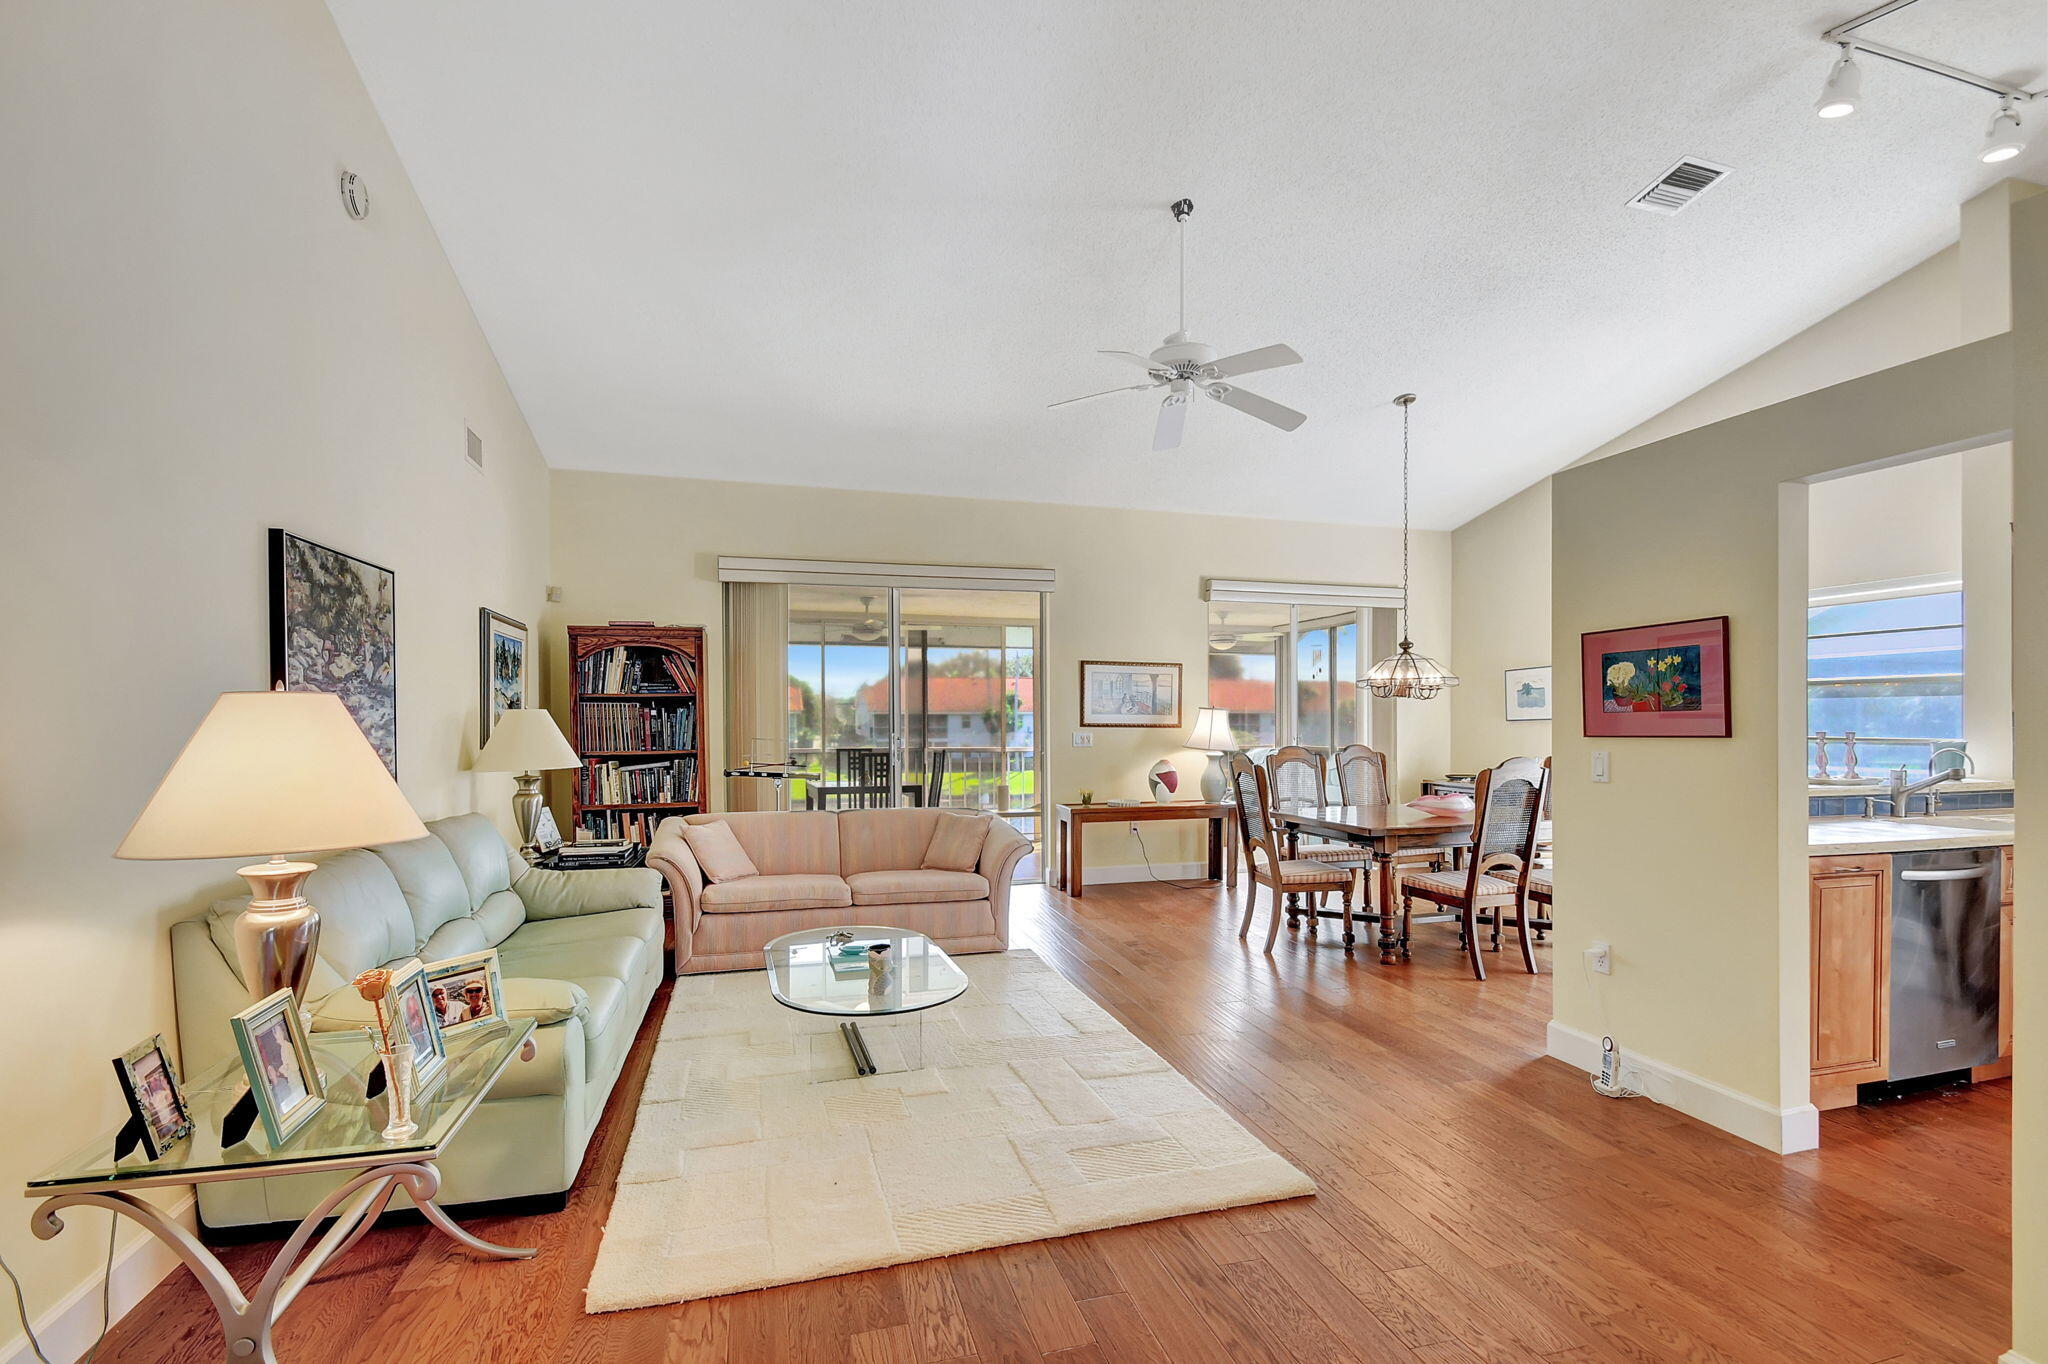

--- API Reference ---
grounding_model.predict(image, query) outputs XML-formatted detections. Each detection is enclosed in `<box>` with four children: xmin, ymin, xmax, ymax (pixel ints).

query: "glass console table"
<box><xmin>25</xmin><ymin>1018</ymin><xmax>537</xmax><ymax>1363</ymax></box>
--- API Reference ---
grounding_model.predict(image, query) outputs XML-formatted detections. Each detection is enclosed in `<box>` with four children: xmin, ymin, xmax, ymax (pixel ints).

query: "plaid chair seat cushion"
<box><xmin>1400</xmin><ymin>868</ymin><xmax>1520</xmax><ymax>901</ymax></box>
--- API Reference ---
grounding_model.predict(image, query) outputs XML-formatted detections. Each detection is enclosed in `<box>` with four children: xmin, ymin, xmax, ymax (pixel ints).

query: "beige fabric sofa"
<box><xmin>648</xmin><ymin>808</ymin><xmax>1030</xmax><ymax>973</ymax></box>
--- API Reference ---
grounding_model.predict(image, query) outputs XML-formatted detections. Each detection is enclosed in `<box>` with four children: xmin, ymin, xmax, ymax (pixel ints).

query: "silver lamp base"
<box><xmin>232</xmin><ymin>857</ymin><xmax>323</xmax><ymax>1006</ymax></box>
<box><xmin>511</xmin><ymin>771</ymin><xmax>544</xmax><ymax>862</ymax></box>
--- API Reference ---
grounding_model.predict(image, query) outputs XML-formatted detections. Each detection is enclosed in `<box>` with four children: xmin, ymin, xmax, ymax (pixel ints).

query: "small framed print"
<box><xmin>479</xmin><ymin>608</ymin><xmax>529</xmax><ymax>746</ymax></box>
<box><xmin>113</xmin><ymin>1035</ymin><xmax>193</xmax><ymax>1160</ymax></box>
<box><xmin>1079</xmin><ymin>660</ymin><xmax>1182</xmax><ymax>728</ymax></box>
<box><xmin>1503</xmin><ymin>666</ymin><xmax>1553</xmax><ymax>723</ymax></box>
<box><xmin>230</xmin><ymin>991</ymin><xmax>325</xmax><ymax>1147</ymax></box>
<box><xmin>1581</xmin><ymin>616</ymin><xmax>1731</xmax><ymax>738</ymax></box>
<box><xmin>385</xmin><ymin>959</ymin><xmax>450</xmax><ymax>1092</ymax></box>
<box><xmin>531</xmin><ymin>806</ymin><xmax>563</xmax><ymax>857</ymax></box>
<box><xmin>424</xmin><ymin>949</ymin><xmax>508</xmax><ymax>1037</ymax></box>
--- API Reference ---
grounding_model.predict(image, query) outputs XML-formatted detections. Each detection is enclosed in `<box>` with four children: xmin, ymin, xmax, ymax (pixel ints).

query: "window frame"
<box><xmin>1805</xmin><ymin>581</ymin><xmax>1964</xmax><ymax>778</ymax></box>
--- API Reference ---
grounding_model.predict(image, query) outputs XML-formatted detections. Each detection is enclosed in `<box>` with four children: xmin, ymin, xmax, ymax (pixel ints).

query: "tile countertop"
<box><xmin>1808</xmin><ymin>814</ymin><xmax>2015</xmax><ymax>856</ymax></box>
<box><xmin>1807</xmin><ymin>778</ymin><xmax>2013</xmax><ymax>796</ymax></box>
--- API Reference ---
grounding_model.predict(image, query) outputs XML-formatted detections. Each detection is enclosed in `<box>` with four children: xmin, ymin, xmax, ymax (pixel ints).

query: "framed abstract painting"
<box><xmin>479</xmin><ymin>608</ymin><xmax>528</xmax><ymax>745</ymax></box>
<box><xmin>1581</xmin><ymin>616</ymin><xmax>1730</xmax><ymax>738</ymax></box>
<box><xmin>269</xmin><ymin>529</ymin><xmax>397</xmax><ymax>773</ymax></box>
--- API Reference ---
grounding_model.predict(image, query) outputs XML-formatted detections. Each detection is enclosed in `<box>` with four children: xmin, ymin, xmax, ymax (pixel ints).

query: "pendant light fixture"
<box><xmin>1362</xmin><ymin>393</ymin><xmax>1460</xmax><ymax>701</ymax></box>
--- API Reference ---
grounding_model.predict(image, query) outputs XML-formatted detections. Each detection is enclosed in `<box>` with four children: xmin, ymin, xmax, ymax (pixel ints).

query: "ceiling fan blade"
<box><xmin>1207</xmin><ymin>343</ymin><xmax>1302</xmax><ymax>379</ymax></box>
<box><xmin>1048</xmin><ymin>381</ymin><xmax>1162</xmax><ymax>409</ymax></box>
<box><xmin>1153</xmin><ymin>387</ymin><xmax>1191</xmax><ymax>451</ymax></box>
<box><xmin>1100</xmin><ymin>349</ymin><xmax>1171</xmax><ymax>372</ymax></box>
<box><xmin>1206</xmin><ymin>383</ymin><xmax>1306</xmax><ymax>432</ymax></box>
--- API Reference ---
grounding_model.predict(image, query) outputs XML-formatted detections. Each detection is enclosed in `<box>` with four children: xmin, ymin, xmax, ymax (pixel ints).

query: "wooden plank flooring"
<box><xmin>94</xmin><ymin>881</ymin><xmax>2012</xmax><ymax>1362</ymax></box>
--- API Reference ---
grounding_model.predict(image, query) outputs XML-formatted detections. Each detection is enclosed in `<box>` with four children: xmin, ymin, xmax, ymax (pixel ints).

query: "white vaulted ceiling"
<box><xmin>327</xmin><ymin>1</ymin><xmax>2045</xmax><ymax>528</ymax></box>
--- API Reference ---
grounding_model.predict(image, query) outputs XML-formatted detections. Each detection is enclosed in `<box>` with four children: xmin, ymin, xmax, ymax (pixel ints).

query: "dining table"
<box><xmin>1269</xmin><ymin>802</ymin><xmax>1476</xmax><ymax>963</ymax></box>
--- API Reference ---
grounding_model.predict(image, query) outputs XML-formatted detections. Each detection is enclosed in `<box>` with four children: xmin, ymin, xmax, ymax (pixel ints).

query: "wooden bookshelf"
<box><xmin>566</xmin><ymin>624</ymin><xmax>705</xmax><ymax>845</ymax></box>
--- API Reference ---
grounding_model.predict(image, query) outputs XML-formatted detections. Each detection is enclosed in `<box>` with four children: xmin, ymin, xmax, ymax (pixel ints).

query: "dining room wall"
<box><xmin>543</xmin><ymin>470</ymin><xmax>1454</xmax><ymax>876</ymax></box>
<box><xmin>1448</xmin><ymin>478</ymin><xmax>1552</xmax><ymax>774</ymax></box>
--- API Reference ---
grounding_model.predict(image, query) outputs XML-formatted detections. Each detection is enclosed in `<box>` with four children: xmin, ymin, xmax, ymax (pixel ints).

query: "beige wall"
<box><xmin>544</xmin><ymin>471</ymin><xmax>1452</xmax><ymax>870</ymax></box>
<box><xmin>0</xmin><ymin>1</ymin><xmax>550</xmax><ymax>1351</ymax></box>
<box><xmin>1448</xmin><ymin>479</ymin><xmax>1552</xmax><ymax>772</ymax></box>
<box><xmin>1807</xmin><ymin>454</ymin><xmax>1962</xmax><ymax>589</ymax></box>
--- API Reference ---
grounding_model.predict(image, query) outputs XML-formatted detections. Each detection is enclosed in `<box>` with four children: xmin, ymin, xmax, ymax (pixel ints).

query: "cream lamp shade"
<box><xmin>117</xmin><ymin>690</ymin><xmax>427</xmax><ymax>1008</ymax></box>
<box><xmin>1184</xmin><ymin>706</ymin><xmax>1236</xmax><ymax>754</ymax></box>
<box><xmin>473</xmin><ymin>707</ymin><xmax>580</xmax><ymax>773</ymax></box>
<box><xmin>117</xmin><ymin>691</ymin><xmax>425</xmax><ymax>860</ymax></box>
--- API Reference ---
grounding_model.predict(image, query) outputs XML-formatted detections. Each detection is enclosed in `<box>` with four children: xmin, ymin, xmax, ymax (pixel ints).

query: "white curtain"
<box><xmin>723</xmin><ymin>582</ymin><xmax>788</xmax><ymax>811</ymax></box>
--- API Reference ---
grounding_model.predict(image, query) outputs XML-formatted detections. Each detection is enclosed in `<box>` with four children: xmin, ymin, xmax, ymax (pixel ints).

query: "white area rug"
<box><xmin>585</xmin><ymin>949</ymin><xmax>1313</xmax><ymax>1312</ymax></box>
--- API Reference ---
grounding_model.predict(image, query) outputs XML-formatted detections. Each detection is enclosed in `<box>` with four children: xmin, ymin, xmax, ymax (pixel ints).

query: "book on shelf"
<box><xmin>578</xmin><ymin>756</ymin><xmax>699</xmax><ymax>807</ymax></box>
<box><xmin>578</xmin><ymin>809</ymin><xmax>674</xmax><ymax>844</ymax></box>
<box><xmin>576</xmin><ymin>698</ymin><xmax>697</xmax><ymax>752</ymax></box>
<box><xmin>576</xmin><ymin>646</ymin><xmax>688</xmax><ymax>695</ymax></box>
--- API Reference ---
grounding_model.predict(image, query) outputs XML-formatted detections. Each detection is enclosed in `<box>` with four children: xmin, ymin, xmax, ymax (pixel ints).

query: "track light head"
<box><xmin>1982</xmin><ymin>99</ymin><xmax>2027</xmax><ymax>163</ymax></box>
<box><xmin>1815</xmin><ymin>46</ymin><xmax>1861</xmax><ymax>119</ymax></box>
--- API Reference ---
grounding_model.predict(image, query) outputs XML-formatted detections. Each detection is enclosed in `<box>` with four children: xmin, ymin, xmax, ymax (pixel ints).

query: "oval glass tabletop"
<box><xmin>763</xmin><ymin>925</ymin><xmax>970</xmax><ymax>1017</ymax></box>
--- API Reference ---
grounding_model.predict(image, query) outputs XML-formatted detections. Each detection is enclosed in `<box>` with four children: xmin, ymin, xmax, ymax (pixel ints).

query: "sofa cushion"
<box><xmin>837</xmin><ymin>808</ymin><xmax>947</xmax><ymax>876</ymax></box>
<box><xmin>370</xmin><ymin>831</ymin><xmax>475</xmax><ymax>950</ymax></box>
<box><xmin>498</xmin><ymin>929</ymin><xmax>649</xmax><ymax>987</ymax></box>
<box><xmin>297</xmin><ymin>849</ymin><xmax>414</xmax><ymax>982</ymax></box>
<box><xmin>507</xmin><ymin>907</ymin><xmax>663</xmax><ymax>956</ymax></box>
<box><xmin>846</xmin><ymin>869</ymin><xmax>990</xmax><ymax>906</ymax></box>
<box><xmin>432</xmin><ymin>814</ymin><xmax>518</xmax><ymax>911</ymax></box>
<box><xmin>419</xmin><ymin>917</ymin><xmax>492</xmax><ymax>963</ymax></box>
<box><xmin>472</xmin><ymin>888</ymin><xmax>526</xmax><ymax>947</ymax></box>
<box><xmin>688</xmin><ymin>811</ymin><xmax>841</xmax><ymax>876</ymax></box>
<box><xmin>681</xmin><ymin>820</ymin><xmax>760</xmax><ymax>883</ymax></box>
<box><xmin>699</xmin><ymin>873</ymin><xmax>852</xmax><ymax>913</ymax></box>
<box><xmin>922</xmin><ymin>812</ymin><xmax>992</xmax><ymax>872</ymax></box>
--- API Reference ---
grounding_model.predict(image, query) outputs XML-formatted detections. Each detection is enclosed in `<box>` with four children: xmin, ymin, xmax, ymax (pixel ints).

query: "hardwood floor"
<box><xmin>96</xmin><ymin>880</ymin><xmax>2012</xmax><ymax>1363</ymax></box>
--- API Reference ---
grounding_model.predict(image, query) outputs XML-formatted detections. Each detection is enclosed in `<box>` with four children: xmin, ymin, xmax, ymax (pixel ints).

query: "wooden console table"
<box><xmin>1052</xmin><ymin>801</ymin><xmax>1236</xmax><ymax>898</ymax></box>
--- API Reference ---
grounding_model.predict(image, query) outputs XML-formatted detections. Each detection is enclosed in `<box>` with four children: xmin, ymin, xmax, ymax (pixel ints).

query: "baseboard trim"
<box><xmin>3</xmin><ymin>1192</ymin><xmax>195</xmax><ymax>1364</ymax></box>
<box><xmin>1082</xmin><ymin>861</ymin><xmax>1211</xmax><ymax>886</ymax></box>
<box><xmin>1546</xmin><ymin>1020</ymin><xmax>1820</xmax><ymax>1155</ymax></box>
<box><xmin>1999</xmin><ymin>1351</ymin><xmax>2040</xmax><ymax>1363</ymax></box>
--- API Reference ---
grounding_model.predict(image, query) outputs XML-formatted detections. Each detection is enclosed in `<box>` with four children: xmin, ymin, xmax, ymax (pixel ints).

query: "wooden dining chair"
<box><xmin>1264</xmin><ymin>745</ymin><xmax>1360</xmax><ymax>925</ymax></box>
<box><xmin>1397</xmin><ymin>756</ymin><xmax>1550</xmax><ymax>980</ymax></box>
<box><xmin>1331</xmin><ymin>744</ymin><xmax>1390</xmax><ymax>806</ymax></box>
<box><xmin>1230</xmin><ymin>754</ymin><xmax>1357</xmax><ymax>951</ymax></box>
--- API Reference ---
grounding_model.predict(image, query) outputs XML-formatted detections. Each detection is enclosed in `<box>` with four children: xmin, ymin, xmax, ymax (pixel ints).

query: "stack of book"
<box><xmin>577</xmin><ymin>646</ymin><xmax>685</xmax><ymax>695</ymax></box>
<box><xmin>577</xmin><ymin>699</ymin><xmax>697</xmax><ymax>751</ymax></box>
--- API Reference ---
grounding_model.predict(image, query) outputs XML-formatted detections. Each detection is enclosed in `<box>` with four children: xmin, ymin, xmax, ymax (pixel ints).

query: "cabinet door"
<box><xmin>2001</xmin><ymin>846</ymin><xmax>2015</xmax><ymax>1058</ymax></box>
<box><xmin>1811</xmin><ymin>857</ymin><xmax>1889</xmax><ymax>1081</ymax></box>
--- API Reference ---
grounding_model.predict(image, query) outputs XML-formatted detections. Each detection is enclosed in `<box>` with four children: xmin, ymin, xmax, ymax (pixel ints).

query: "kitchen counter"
<box><xmin>1808</xmin><ymin>777</ymin><xmax>2013</xmax><ymax>796</ymax></box>
<box><xmin>1808</xmin><ymin>813</ymin><xmax>2015</xmax><ymax>856</ymax></box>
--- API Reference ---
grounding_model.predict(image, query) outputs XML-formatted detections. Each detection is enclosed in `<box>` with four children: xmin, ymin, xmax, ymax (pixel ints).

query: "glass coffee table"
<box><xmin>764</xmin><ymin>925</ymin><xmax>970</xmax><ymax>1079</ymax></box>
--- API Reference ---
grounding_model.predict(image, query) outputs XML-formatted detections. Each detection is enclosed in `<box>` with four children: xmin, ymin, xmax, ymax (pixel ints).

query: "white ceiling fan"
<box><xmin>1051</xmin><ymin>198</ymin><xmax>1306</xmax><ymax>452</ymax></box>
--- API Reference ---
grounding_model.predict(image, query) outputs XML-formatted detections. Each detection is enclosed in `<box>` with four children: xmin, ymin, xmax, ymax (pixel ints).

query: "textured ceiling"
<box><xmin>327</xmin><ymin>0</ymin><xmax>2045</xmax><ymax>529</ymax></box>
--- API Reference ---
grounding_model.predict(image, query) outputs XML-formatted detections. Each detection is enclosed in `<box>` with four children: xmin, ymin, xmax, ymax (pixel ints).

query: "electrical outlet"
<box><xmin>1591</xmin><ymin>750</ymin><xmax>1610</xmax><ymax>783</ymax></box>
<box><xmin>1071</xmin><ymin>731</ymin><xmax>1094</xmax><ymax>748</ymax></box>
<box><xmin>1586</xmin><ymin>941</ymin><xmax>1612</xmax><ymax>975</ymax></box>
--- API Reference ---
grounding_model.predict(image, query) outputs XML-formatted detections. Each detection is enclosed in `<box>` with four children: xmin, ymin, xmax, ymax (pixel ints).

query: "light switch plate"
<box><xmin>1071</xmin><ymin>731</ymin><xmax>1094</xmax><ymax>748</ymax></box>
<box><xmin>1591</xmin><ymin>750</ymin><xmax>1610</xmax><ymax>783</ymax></box>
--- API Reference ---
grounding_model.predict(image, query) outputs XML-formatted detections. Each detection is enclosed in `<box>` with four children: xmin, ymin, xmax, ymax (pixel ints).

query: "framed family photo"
<box><xmin>1503</xmin><ymin>666</ymin><xmax>1552</xmax><ymax>722</ymax></box>
<box><xmin>270</xmin><ymin>529</ymin><xmax>397</xmax><ymax>774</ymax></box>
<box><xmin>386</xmin><ymin>959</ymin><xmax>450</xmax><ymax>1092</ymax></box>
<box><xmin>113</xmin><ymin>1034</ymin><xmax>193</xmax><ymax>1160</ymax></box>
<box><xmin>479</xmin><ymin>608</ymin><xmax>528</xmax><ymax>746</ymax></box>
<box><xmin>424</xmin><ymin>949</ymin><xmax>507</xmax><ymax>1037</ymax></box>
<box><xmin>230</xmin><ymin>990</ymin><xmax>325</xmax><ymax>1147</ymax></box>
<box><xmin>1581</xmin><ymin>616</ymin><xmax>1731</xmax><ymax>738</ymax></box>
<box><xmin>1078</xmin><ymin>660</ymin><xmax>1182</xmax><ymax>728</ymax></box>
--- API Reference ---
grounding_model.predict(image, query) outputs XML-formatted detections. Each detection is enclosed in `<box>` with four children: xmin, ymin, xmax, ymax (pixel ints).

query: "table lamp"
<box><xmin>1184</xmin><ymin>706</ymin><xmax>1238</xmax><ymax>802</ymax></box>
<box><xmin>473</xmin><ymin>707</ymin><xmax>581</xmax><ymax>860</ymax></box>
<box><xmin>117</xmin><ymin>691</ymin><xmax>428</xmax><ymax>1005</ymax></box>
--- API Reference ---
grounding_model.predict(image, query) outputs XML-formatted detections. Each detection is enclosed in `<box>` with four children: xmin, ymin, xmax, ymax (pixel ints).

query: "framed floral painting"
<box><xmin>1580</xmin><ymin>616</ymin><xmax>1730</xmax><ymax>738</ymax></box>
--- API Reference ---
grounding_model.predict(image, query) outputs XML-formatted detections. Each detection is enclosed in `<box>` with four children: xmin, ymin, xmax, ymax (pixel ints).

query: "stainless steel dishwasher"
<box><xmin>1888</xmin><ymin>846</ymin><xmax>2002</xmax><ymax>1082</ymax></box>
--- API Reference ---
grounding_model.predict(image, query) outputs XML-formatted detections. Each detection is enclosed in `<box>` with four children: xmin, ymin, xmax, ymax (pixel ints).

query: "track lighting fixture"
<box><xmin>1981</xmin><ymin>98</ymin><xmax>2026</xmax><ymax>164</ymax></box>
<box><xmin>1815</xmin><ymin>46</ymin><xmax>1861</xmax><ymax>119</ymax></box>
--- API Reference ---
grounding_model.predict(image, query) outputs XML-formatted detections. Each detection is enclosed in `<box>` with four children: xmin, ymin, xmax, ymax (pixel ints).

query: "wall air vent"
<box><xmin>465</xmin><ymin>426</ymin><xmax>484</xmax><ymax>471</ymax></box>
<box><xmin>1628</xmin><ymin>158</ymin><xmax>1731</xmax><ymax>215</ymax></box>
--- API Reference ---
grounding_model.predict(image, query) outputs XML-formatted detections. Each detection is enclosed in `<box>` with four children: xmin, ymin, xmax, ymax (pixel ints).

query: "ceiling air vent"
<box><xmin>1629</xmin><ymin>158</ymin><xmax>1731</xmax><ymax>215</ymax></box>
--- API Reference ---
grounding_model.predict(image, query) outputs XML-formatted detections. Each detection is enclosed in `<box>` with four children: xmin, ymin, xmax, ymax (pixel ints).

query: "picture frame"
<box><xmin>423</xmin><ymin>949</ymin><xmax>508</xmax><ymax>1037</ymax></box>
<box><xmin>229</xmin><ymin>990</ymin><xmax>326</xmax><ymax>1147</ymax></box>
<box><xmin>530</xmin><ymin>805</ymin><xmax>564</xmax><ymax>857</ymax></box>
<box><xmin>385</xmin><ymin>959</ymin><xmax>450</xmax><ymax>1092</ymax></box>
<box><xmin>112</xmin><ymin>1034</ymin><xmax>193</xmax><ymax>1160</ymax></box>
<box><xmin>1503</xmin><ymin>665</ymin><xmax>1553</xmax><ymax>723</ymax></box>
<box><xmin>479</xmin><ymin>608</ymin><xmax>529</xmax><ymax>746</ymax></box>
<box><xmin>1581</xmin><ymin>616</ymin><xmax>1731</xmax><ymax>738</ymax></box>
<box><xmin>270</xmin><ymin>529</ymin><xmax>397</xmax><ymax>775</ymax></box>
<box><xmin>1079</xmin><ymin>660</ymin><xmax>1182</xmax><ymax>728</ymax></box>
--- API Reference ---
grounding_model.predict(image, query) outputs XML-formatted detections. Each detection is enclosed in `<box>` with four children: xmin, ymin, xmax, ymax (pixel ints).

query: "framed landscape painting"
<box><xmin>1079</xmin><ymin>660</ymin><xmax>1182</xmax><ymax>728</ymax></box>
<box><xmin>1581</xmin><ymin>616</ymin><xmax>1730</xmax><ymax>738</ymax></box>
<box><xmin>1504</xmin><ymin>666</ymin><xmax>1552</xmax><ymax>722</ymax></box>
<box><xmin>480</xmin><ymin>608</ymin><xmax>528</xmax><ymax>745</ymax></box>
<box><xmin>269</xmin><ymin>529</ymin><xmax>397</xmax><ymax>773</ymax></box>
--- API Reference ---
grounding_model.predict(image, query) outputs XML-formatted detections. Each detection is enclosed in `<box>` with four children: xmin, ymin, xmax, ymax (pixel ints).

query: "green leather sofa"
<box><xmin>169</xmin><ymin>813</ymin><xmax>664</xmax><ymax>1230</ymax></box>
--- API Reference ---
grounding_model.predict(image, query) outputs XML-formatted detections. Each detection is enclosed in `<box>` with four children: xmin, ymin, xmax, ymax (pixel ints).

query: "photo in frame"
<box><xmin>229</xmin><ymin>990</ymin><xmax>325</xmax><ymax>1147</ymax></box>
<box><xmin>269</xmin><ymin>529</ymin><xmax>397</xmax><ymax>774</ymax></box>
<box><xmin>112</xmin><ymin>1034</ymin><xmax>193</xmax><ymax>1160</ymax></box>
<box><xmin>1078</xmin><ymin>660</ymin><xmax>1182</xmax><ymax>728</ymax></box>
<box><xmin>386</xmin><ymin>959</ymin><xmax>449</xmax><ymax>1092</ymax></box>
<box><xmin>423</xmin><ymin>949</ymin><xmax>507</xmax><ymax>1037</ymax></box>
<box><xmin>479</xmin><ymin>608</ymin><xmax>528</xmax><ymax>746</ymax></box>
<box><xmin>1581</xmin><ymin>616</ymin><xmax>1731</xmax><ymax>738</ymax></box>
<box><xmin>1503</xmin><ymin>666</ymin><xmax>1553</xmax><ymax>723</ymax></box>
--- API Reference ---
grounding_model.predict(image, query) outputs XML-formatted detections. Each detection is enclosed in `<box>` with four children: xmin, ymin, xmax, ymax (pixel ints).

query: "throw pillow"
<box><xmin>922</xmin><ymin>811</ymin><xmax>992</xmax><ymax>872</ymax></box>
<box><xmin>681</xmin><ymin>819</ymin><xmax>761</xmax><ymax>883</ymax></box>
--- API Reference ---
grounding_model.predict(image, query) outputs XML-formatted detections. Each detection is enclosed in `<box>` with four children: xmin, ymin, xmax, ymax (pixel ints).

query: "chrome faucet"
<box><xmin>1885</xmin><ymin>762</ymin><xmax>1967</xmax><ymax>819</ymax></box>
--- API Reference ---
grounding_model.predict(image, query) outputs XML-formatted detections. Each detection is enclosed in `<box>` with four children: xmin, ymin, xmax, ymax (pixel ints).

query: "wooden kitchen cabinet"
<box><xmin>1810</xmin><ymin>854</ymin><xmax>1890</xmax><ymax>1110</ymax></box>
<box><xmin>1978</xmin><ymin>845</ymin><xmax>2016</xmax><ymax>1079</ymax></box>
